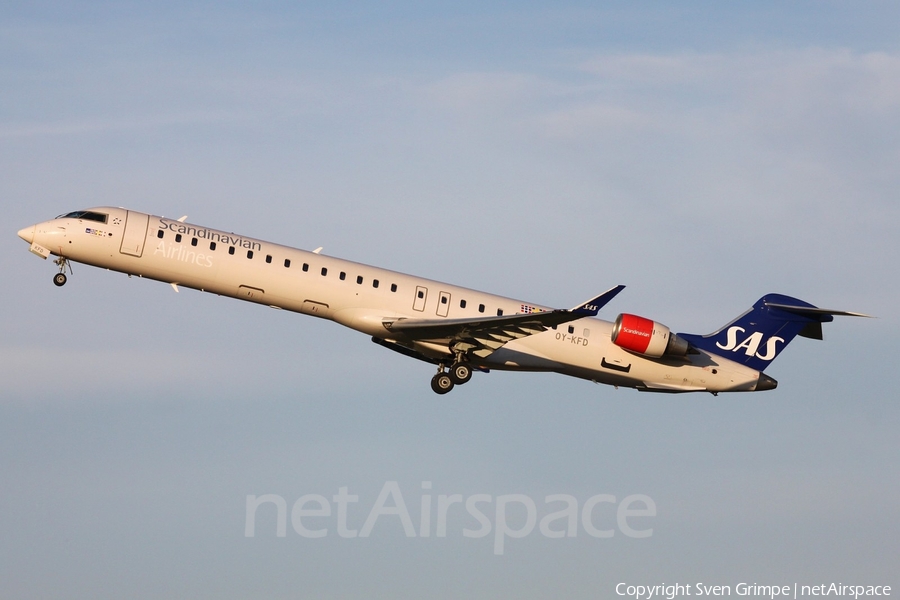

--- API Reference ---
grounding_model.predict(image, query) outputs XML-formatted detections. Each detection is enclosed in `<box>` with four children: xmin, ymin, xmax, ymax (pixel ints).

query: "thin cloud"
<box><xmin>0</xmin><ymin>111</ymin><xmax>239</xmax><ymax>139</ymax></box>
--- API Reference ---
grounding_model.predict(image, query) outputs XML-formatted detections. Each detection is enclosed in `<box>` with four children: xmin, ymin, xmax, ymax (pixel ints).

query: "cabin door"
<box><xmin>120</xmin><ymin>211</ymin><xmax>149</xmax><ymax>257</ymax></box>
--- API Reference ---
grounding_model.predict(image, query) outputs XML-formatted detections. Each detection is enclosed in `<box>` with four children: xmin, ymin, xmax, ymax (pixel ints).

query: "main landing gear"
<box><xmin>450</xmin><ymin>362</ymin><xmax>472</xmax><ymax>385</ymax></box>
<box><xmin>431</xmin><ymin>370</ymin><xmax>454</xmax><ymax>394</ymax></box>
<box><xmin>53</xmin><ymin>257</ymin><xmax>72</xmax><ymax>287</ymax></box>
<box><xmin>430</xmin><ymin>361</ymin><xmax>475</xmax><ymax>394</ymax></box>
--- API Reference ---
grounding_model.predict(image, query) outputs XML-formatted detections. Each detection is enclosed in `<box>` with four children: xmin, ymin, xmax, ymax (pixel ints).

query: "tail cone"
<box><xmin>756</xmin><ymin>373</ymin><xmax>778</xmax><ymax>391</ymax></box>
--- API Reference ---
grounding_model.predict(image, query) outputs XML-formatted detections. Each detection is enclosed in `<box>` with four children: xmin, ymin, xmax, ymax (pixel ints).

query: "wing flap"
<box><xmin>382</xmin><ymin>285</ymin><xmax>625</xmax><ymax>359</ymax></box>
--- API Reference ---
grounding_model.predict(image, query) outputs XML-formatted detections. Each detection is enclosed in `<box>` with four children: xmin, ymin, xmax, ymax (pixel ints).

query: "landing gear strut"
<box><xmin>53</xmin><ymin>256</ymin><xmax>72</xmax><ymax>287</ymax></box>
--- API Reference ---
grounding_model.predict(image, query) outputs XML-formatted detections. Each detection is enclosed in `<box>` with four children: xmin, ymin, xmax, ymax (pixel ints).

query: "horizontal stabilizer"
<box><xmin>763</xmin><ymin>302</ymin><xmax>873</xmax><ymax>319</ymax></box>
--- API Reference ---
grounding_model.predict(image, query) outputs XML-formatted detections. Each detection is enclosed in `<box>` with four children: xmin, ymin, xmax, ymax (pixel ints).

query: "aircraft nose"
<box><xmin>18</xmin><ymin>225</ymin><xmax>35</xmax><ymax>244</ymax></box>
<box><xmin>756</xmin><ymin>373</ymin><xmax>778</xmax><ymax>391</ymax></box>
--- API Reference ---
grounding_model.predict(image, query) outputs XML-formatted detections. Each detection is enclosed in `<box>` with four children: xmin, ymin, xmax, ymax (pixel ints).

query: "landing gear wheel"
<box><xmin>449</xmin><ymin>362</ymin><xmax>472</xmax><ymax>385</ymax></box>
<box><xmin>53</xmin><ymin>256</ymin><xmax>72</xmax><ymax>286</ymax></box>
<box><xmin>431</xmin><ymin>372</ymin><xmax>455</xmax><ymax>394</ymax></box>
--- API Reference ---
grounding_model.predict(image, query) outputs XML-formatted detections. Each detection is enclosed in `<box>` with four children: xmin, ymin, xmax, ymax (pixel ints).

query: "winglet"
<box><xmin>570</xmin><ymin>285</ymin><xmax>625</xmax><ymax>316</ymax></box>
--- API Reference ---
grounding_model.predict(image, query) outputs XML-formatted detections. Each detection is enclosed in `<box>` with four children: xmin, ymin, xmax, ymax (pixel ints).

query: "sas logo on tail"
<box><xmin>716</xmin><ymin>327</ymin><xmax>784</xmax><ymax>361</ymax></box>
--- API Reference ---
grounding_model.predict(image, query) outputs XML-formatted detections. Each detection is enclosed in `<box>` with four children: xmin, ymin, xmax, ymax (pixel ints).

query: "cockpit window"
<box><xmin>56</xmin><ymin>210</ymin><xmax>108</xmax><ymax>224</ymax></box>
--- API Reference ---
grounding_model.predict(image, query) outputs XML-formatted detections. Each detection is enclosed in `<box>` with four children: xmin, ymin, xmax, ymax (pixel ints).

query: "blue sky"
<box><xmin>2</xmin><ymin>2</ymin><xmax>898</xmax><ymax>598</ymax></box>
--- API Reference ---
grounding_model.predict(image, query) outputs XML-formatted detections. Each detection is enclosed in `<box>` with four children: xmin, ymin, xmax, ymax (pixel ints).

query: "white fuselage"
<box><xmin>19</xmin><ymin>207</ymin><xmax>766</xmax><ymax>393</ymax></box>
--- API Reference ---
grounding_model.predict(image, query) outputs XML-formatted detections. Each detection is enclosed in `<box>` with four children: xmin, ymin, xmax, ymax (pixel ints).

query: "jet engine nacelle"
<box><xmin>611</xmin><ymin>313</ymin><xmax>689</xmax><ymax>358</ymax></box>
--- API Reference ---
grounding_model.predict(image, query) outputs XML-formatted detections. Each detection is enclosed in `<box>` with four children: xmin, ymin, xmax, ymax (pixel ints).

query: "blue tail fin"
<box><xmin>678</xmin><ymin>294</ymin><xmax>868</xmax><ymax>372</ymax></box>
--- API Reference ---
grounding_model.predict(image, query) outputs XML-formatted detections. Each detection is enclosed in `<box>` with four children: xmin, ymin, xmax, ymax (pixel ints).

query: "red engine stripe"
<box><xmin>615</xmin><ymin>313</ymin><xmax>654</xmax><ymax>353</ymax></box>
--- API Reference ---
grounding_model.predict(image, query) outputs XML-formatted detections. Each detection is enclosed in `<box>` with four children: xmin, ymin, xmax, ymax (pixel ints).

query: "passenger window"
<box><xmin>266</xmin><ymin>255</ymin><xmax>272</xmax><ymax>264</ymax></box>
<box><xmin>460</xmin><ymin>299</ymin><xmax>467</xmax><ymax>308</ymax></box>
<box><xmin>302</xmin><ymin>263</ymin><xmax>309</xmax><ymax>272</ymax></box>
<box><xmin>373</xmin><ymin>279</ymin><xmax>379</xmax><ymax>288</ymax></box>
<box><xmin>357</xmin><ymin>275</ymin><xmax>363</xmax><ymax>284</ymax></box>
<box><xmin>175</xmin><ymin>234</ymin><xmax>182</xmax><ymax>243</ymax></box>
<box><xmin>478</xmin><ymin>304</ymin><xmax>485</xmax><ymax>313</ymax></box>
<box><xmin>284</xmin><ymin>259</ymin><xmax>291</xmax><ymax>268</ymax></box>
<box><xmin>229</xmin><ymin>246</ymin><xmax>235</xmax><ymax>255</ymax></box>
<box><xmin>390</xmin><ymin>283</ymin><xmax>397</xmax><ymax>292</ymax></box>
<box><xmin>497</xmin><ymin>308</ymin><xmax>503</xmax><ymax>316</ymax></box>
<box><xmin>441</xmin><ymin>296</ymin><xmax>448</xmax><ymax>304</ymax></box>
<box><xmin>247</xmin><ymin>250</ymin><xmax>254</xmax><ymax>259</ymax></box>
<box><xmin>191</xmin><ymin>238</ymin><xmax>198</xmax><ymax>247</ymax></box>
<box><xmin>157</xmin><ymin>230</ymin><xmax>164</xmax><ymax>239</ymax></box>
<box><xmin>340</xmin><ymin>272</ymin><xmax>346</xmax><ymax>280</ymax></box>
<box><xmin>210</xmin><ymin>242</ymin><xmax>217</xmax><ymax>251</ymax></box>
<box><xmin>584</xmin><ymin>329</ymin><xmax>590</xmax><ymax>337</ymax></box>
<box><xmin>568</xmin><ymin>325</ymin><xmax>574</xmax><ymax>334</ymax></box>
<box><xmin>321</xmin><ymin>267</ymin><xmax>327</xmax><ymax>276</ymax></box>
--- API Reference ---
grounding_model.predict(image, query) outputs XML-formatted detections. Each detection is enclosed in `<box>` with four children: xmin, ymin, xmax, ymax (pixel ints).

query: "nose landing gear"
<box><xmin>53</xmin><ymin>256</ymin><xmax>72</xmax><ymax>287</ymax></box>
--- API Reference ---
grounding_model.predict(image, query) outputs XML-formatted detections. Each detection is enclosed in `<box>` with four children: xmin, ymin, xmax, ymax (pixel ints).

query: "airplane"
<box><xmin>17</xmin><ymin>207</ymin><xmax>870</xmax><ymax>395</ymax></box>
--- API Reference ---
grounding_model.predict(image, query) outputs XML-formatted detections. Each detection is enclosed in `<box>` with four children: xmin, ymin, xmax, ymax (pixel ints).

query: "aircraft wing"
<box><xmin>382</xmin><ymin>285</ymin><xmax>624</xmax><ymax>358</ymax></box>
